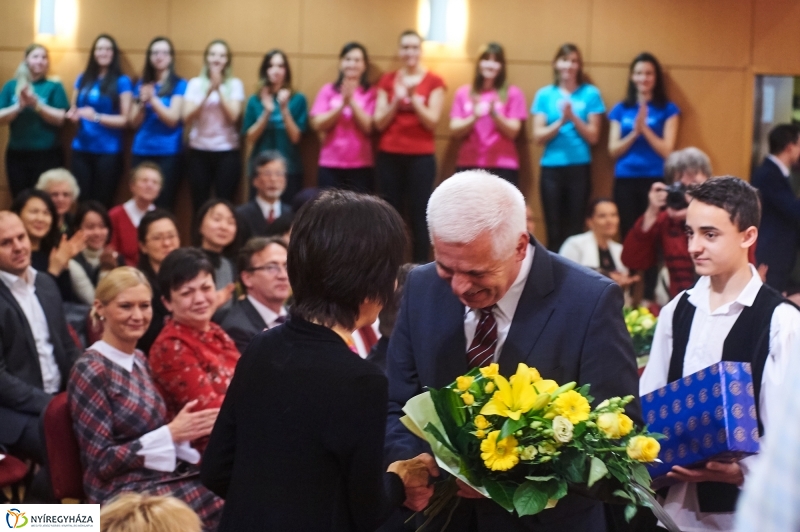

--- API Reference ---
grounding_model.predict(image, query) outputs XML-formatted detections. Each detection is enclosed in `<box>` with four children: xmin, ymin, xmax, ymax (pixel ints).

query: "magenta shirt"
<box><xmin>310</xmin><ymin>82</ymin><xmax>376</xmax><ymax>168</ymax></box>
<box><xmin>450</xmin><ymin>84</ymin><xmax>528</xmax><ymax>169</ymax></box>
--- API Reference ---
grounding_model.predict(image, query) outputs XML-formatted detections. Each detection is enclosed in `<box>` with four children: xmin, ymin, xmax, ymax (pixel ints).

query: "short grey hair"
<box><xmin>35</xmin><ymin>168</ymin><xmax>80</xmax><ymax>199</ymax></box>
<box><xmin>427</xmin><ymin>170</ymin><xmax>526</xmax><ymax>258</ymax></box>
<box><xmin>664</xmin><ymin>147</ymin><xmax>712</xmax><ymax>184</ymax></box>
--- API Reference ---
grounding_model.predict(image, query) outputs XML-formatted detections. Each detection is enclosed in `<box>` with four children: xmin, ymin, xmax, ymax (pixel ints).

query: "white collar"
<box><xmin>255</xmin><ymin>196</ymin><xmax>281</xmax><ymax>219</ymax></box>
<box><xmin>767</xmin><ymin>154</ymin><xmax>791</xmax><ymax>178</ymax></box>
<box><xmin>90</xmin><ymin>340</ymin><xmax>146</xmax><ymax>372</ymax></box>
<box><xmin>123</xmin><ymin>199</ymin><xmax>155</xmax><ymax>227</ymax></box>
<box><xmin>687</xmin><ymin>264</ymin><xmax>762</xmax><ymax>315</ymax></box>
<box><xmin>0</xmin><ymin>266</ymin><xmax>37</xmax><ymax>289</ymax></box>
<box><xmin>467</xmin><ymin>243</ymin><xmax>535</xmax><ymax>321</ymax></box>
<box><xmin>247</xmin><ymin>294</ymin><xmax>287</xmax><ymax>327</ymax></box>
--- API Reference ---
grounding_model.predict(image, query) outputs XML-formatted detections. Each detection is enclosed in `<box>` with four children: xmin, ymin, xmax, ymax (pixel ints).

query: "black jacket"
<box><xmin>219</xmin><ymin>298</ymin><xmax>268</xmax><ymax>354</ymax></box>
<box><xmin>236</xmin><ymin>199</ymin><xmax>294</xmax><ymax>242</ymax></box>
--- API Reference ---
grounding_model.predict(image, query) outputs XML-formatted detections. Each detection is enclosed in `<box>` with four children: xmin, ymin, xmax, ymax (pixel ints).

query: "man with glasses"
<box><xmin>221</xmin><ymin>237</ymin><xmax>290</xmax><ymax>353</ymax></box>
<box><xmin>236</xmin><ymin>150</ymin><xmax>294</xmax><ymax>242</ymax></box>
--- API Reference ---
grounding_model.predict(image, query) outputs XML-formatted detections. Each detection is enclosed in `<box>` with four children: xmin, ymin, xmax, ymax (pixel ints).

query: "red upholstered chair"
<box><xmin>0</xmin><ymin>454</ymin><xmax>29</xmax><ymax>503</ymax></box>
<box><xmin>41</xmin><ymin>392</ymin><xmax>85</xmax><ymax>500</ymax></box>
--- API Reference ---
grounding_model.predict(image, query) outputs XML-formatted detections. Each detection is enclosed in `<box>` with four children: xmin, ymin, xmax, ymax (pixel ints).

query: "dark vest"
<box><xmin>668</xmin><ymin>284</ymin><xmax>790</xmax><ymax>513</ymax></box>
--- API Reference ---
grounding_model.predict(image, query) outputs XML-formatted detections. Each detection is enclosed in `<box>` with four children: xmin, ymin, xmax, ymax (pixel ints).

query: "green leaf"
<box><xmin>525</xmin><ymin>475</ymin><xmax>556</xmax><ymax>482</ymax></box>
<box><xmin>624</xmin><ymin>503</ymin><xmax>638</xmax><ymax>523</ymax></box>
<box><xmin>422</xmin><ymin>422</ymin><xmax>458</xmax><ymax>455</ymax></box>
<box><xmin>587</xmin><ymin>457</ymin><xmax>609</xmax><ymax>488</ymax></box>
<box><xmin>549</xmin><ymin>479</ymin><xmax>568</xmax><ymax>501</ymax></box>
<box><xmin>428</xmin><ymin>388</ymin><xmax>465</xmax><ymax>448</ymax></box>
<box><xmin>630</xmin><ymin>462</ymin><xmax>653</xmax><ymax>488</ymax></box>
<box><xmin>483</xmin><ymin>479</ymin><xmax>516</xmax><ymax>512</ymax></box>
<box><xmin>612</xmin><ymin>489</ymin><xmax>633</xmax><ymax>501</ymax></box>
<box><xmin>499</xmin><ymin>416</ymin><xmax>528</xmax><ymax>441</ymax></box>
<box><xmin>513</xmin><ymin>481</ymin><xmax>550</xmax><ymax>517</ymax></box>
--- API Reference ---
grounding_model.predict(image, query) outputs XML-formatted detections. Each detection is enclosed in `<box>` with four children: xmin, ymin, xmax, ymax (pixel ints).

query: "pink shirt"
<box><xmin>450</xmin><ymin>84</ymin><xmax>528</xmax><ymax>169</ymax></box>
<box><xmin>184</xmin><ymin>77</ymin><xmax>245</xmax><ymax>151</ymax></box>
<box><xmin>310</xmin><ymin>82</ymin><xmax>376</xmax><ymax>168</ymax></box>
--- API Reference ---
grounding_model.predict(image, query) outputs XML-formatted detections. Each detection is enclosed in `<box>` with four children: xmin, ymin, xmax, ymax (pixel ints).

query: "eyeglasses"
<box><xmin>248</xmin><ymin>263</ymin><xmax>287</xmax><ymax>275</ymax></box>
<box><xmin>147</xmin><ymin>232</ymin><xmax>179</xmax><ymax>243</ymax></box>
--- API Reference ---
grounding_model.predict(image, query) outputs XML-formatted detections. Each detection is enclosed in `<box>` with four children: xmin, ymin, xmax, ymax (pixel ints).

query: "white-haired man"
<box><xmin>385</xmin><ymin>170</ymin><xmax>640</xmax><ymax>532</ymax></box>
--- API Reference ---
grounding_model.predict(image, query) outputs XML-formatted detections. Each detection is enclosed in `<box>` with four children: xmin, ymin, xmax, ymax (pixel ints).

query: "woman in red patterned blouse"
<box><xmin>149</xmin><ymin>247</ymin><xmax>240</xmax><ymax>452</ymax></box>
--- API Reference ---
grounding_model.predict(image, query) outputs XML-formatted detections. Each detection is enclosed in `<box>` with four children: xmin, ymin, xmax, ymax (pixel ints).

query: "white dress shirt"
<box><xmin>122</xmin><ymin>199</ymin><xmax>154</xmax><ymax>228</ymax></box>
<box><xmin>464</xmin><ymin>243</ymin><xmax>534</xmax><ymax>361</ymax></box>
<box><xmin>247</xmin><ymin>295</ymin><xmax>287</xmax><ymax>329</ymax></box>
<box><xmin>640</xmin><ymin>265</ymin><xmax>800</xmax><ymax>532</ymax></box>
<box><xmin>90</xmin><ymin>340</ymin><xmax>200</xmax><ymax>472</ymax></box>
<box><xmin>255</xmin><ymin>196</ymin><xmax>282</xmax><ymax>221</ymax></box>
<box><xmin>0</xmin><ymin>267</ymin><xmax>61</xmax><ymax>394</ymax></box>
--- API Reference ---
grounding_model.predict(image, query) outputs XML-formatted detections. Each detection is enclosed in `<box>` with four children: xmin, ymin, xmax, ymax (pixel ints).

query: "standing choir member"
<box><xmin>129</xmin><ymin>37</ymin><xmax>186</xmax><ymax>210</ymax></box>
<box><xmin>311</xmin><ymin>42</ymin><xmax>376</xmax><ymax>192</ymax></box>
<box><xmin>0</xmin><ymin>44</ymin><xmax>68</xmax><ymax>197</ymax></box>
<box><xmin>68</xmin><ymin>34</ymin><xmax>131</xmax><ymax>208</ymax></box>
<box><xmin>182</xmin><ymin>39</ymin><xmax>245</xmax><ymax>211</ymax></box>
<box><xmin>374</xmin><ymin>30</ymin><xmax>446</xmax><ymax>263</ymax></box>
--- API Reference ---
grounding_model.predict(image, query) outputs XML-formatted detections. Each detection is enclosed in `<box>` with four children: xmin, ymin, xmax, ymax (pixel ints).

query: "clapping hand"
<box><xmin>167</xmin><ymin>400</ymin><xmax>220</xmax><ymax>443</ymax></box>
<box><xmin>48</xmin><ymin>230</ymin><xmax>87</xmax><ymax>276</ymax></box>
<box><xmin>259</xmin><ymin>87</ymin><xmax>276</xmax><ymax>114</ymax></box>
<box><xmin>634</xmin><ymin>102</ymin><xmax>648</xmax><ymax>134</ymax></box>
<box><xmin>340</xmin><ymin>79</ymin><xmax>357</xmax><ymax>106</ymax></box>
<box><xmin>99</xmin><ymin>247</ymin><xmax>119</xmax><ymax>272</ymax></box>
<box><xmin>18</xmin><ymin>86</ymin><xmax>37</xmax><ymax>108</ymax></box>
<box><xmin>388</xmin><ymin>452</ymin><xmax>440</xmax><ymax>511</ymax></box>
<box><xmin>74</xmin><ymin>106</ymin><xmax>97</xmax><ymax>121</ymax></box>
<box><xmin>562</xmin><ymin>100</ymin><xmax>574</xmax><ymax>122</ymax></box>
<box><xmin>276</xmin><ymin>88</ymin><xmax>291</xmax><ymax>109</ymax></box>
<box><xmin>139</xmin><ymin>83</ymin><xmax>155</xmax><ymax>104</ymax></box>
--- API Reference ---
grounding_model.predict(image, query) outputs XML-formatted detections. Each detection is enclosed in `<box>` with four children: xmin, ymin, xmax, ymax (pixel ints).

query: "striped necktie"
<box><xmin>467</xmin><ymin>306</ymin><xmax>497</xmax><ymax>368</ymax></box>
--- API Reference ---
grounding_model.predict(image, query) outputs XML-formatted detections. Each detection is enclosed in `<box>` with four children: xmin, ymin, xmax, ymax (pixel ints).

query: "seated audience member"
<box><xmin>36</xmin><ymin>168</ymin><xmax>79</xmax><ymax>233</ymax></box>
<box><xmin>641</xmin><ymin>177</ymin><xmax>800</xmax><ymax>531</ymax></box>
<box><xmin>11</xmin><ymin>189</ymin><xmax>85</xmax><ymax>303</ymax></box>
<box><xmin>560</xmin><ymin>198</ymin><xmax>639</xmax><ymax>289</ymax></box>
<box><xmin>68</xmin><ymin>267</ymin><xmax>222</xmax><ymax>529</ymax></box>
<box><xmin>108</xmin><ymin>162</ymin><xmax>162</xmax><ymax>266</ymax></box>
<box><xmin>236</xmin><ymin>150</ymin><xmax>294</xmax><ymax>241</ymax></box>
<box><xmin>68</xmin><ymin>201</ymin><xmax>124</xmax><ymax>305</ymax></box>
<box><xmin>193</xmin><ymin>199</ymin><xmax>240</xmax><ymax>319</ymax></box>
<box><xmin>621</xmin><ymin>147</ymin><xmax>711</xmax><ymax>299</ymax></box>
<box><xmin>752</xmin><ymin>123</ymin><xmax>800</xmax><ymax>292</ymax></box>
<box><xmin>100</xmin><ymin>494</ymin><xmax>202</xmax><ymax>532</ymax></box>
<box><xmin>0</xmin><ymin>211</ymin><xmax>80</xmax><ymax>499</ymax></box>
<box><xmin>149</xmin><ymin>248</ymin><xmax>240</xmax><ymax>452</ymax></box>
<box><xmin>366</xmin><ymin>263</ymin><xmax>416</xmax><ymax>372</ymax></box>
<box><xmin>136</xmin><ymin>209</ymin><xmax>180</xmax><ymax>354</ymax></box>
<box><xmin>221</xmin><ymin>237</ymin><xmax>289</xmax><ymax>353</ymax></box>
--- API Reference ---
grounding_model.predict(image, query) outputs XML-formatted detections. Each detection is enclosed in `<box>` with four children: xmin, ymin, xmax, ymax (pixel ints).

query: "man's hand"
<box><xmin>666</xmin><ymin>461</ymin><xmax>744</xmax><ymax>486</ymax></box>
<box><xmin>608</xmin><ymin>271</ymin><xmax>641</xmax><ymax>288</ymax></box>
<box><xmin>388</xmin><ymin>452</ymin><xmax>440</xmax><ymax>511</ymax></box>
<box><xmin>455</xmin><ymin>478</ymin><xmax>485</xmax><ymax>499</ymax></box>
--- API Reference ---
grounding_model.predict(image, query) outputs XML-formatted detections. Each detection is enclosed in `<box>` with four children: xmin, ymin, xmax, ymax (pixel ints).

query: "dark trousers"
<box><xmin>6</xmin><ymin>148</ymin><xmax>63</xmax><ymax>199</ymax></box>
<box><xmin>457</xmin><ymin>166</ymin><xmax>519</xmax><ymax>188</ymax></box>
<box><xmin>71</xmin><ymin>151</ymin><xmax>123</xmax><ymax>208</ymax></box>
<box><xmin>7</xmin><ymin>412</ymin><xmax>55</xmax><ymax>502</ymax></box>
<box><xmin>540</xmin><ymin>164</ymin><xmax>591</xmax><ymax>252</ymax></box>
<box><xmin>376</xmin><ymin>151</ymin><xmax>435</xmax><ymax>263</ymax></box>
<box><xmin>132</xmin><ymin>154</ymin><xmax>182</xmax><ymax>210</ymax></box>
<box><xmin>614</xmin><ymin>177</ymin><xmax>663</xmax><ymax>239</ymax></box>
<box><xmin>318</xmin><ymin>166</ymin><xmax>375</xmax><ymax>193</ymax></box>
<box><xmin>186</xmin><ymin>149</ymin><xmax>242</xmax><ymax>212</ymax></box>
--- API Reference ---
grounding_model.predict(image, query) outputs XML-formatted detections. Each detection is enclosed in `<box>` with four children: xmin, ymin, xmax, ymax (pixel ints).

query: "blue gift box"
<box><xmin>640</xmin><ymin>361</ymin><xmax>760</xmax><ymax>479</ymax></box>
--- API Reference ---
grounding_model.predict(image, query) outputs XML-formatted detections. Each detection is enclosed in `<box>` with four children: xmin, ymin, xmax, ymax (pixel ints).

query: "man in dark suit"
<box><xmin>236</xmin><ymin>150</ymin><xmax>294</xmax><ymax>242</ymax></box>
<box><xmin>385</xmin><ymin>171</ymin><xmax>641</xmax><ymax>532</ymax></box>
<box><xmin>752</xmin><ymin>123</ymin><xmax>800</xmax><ymax>291</ymax></box>
<box><xmin>221</xmin><ymin>236</ymin><xmax>289</xmax><ymax>353</ymax></box>
<box><xmin>0</xmin><ymin>211</ymin><xmax>80</xmax><ymax>497</ymax></box>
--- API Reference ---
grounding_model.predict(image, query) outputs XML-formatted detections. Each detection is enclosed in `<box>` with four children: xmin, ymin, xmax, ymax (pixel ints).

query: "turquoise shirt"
<box><xmin>242</xmin><ymin>92</ymin><xmax>308</xmax><ymax>175</ymax></box>
<box><xmin>0</xmin><ymin>78</ymin><xmax>68</xmax><ymax>151</ymax></box>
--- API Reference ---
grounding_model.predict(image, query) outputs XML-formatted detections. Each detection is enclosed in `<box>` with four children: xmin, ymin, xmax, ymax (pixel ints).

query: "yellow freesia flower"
<box><xmin>479</xmin><ymin>364</ymin><xmax>539</xmax><ymax>420</ymax></box>
<box><xmin>528</xmin><ymin>367</ymin><xmax>542</xmax><ymax>383</ymax></box>
<box><xmin>480</xmin><ymin>363</ymin><xmax>500</xmax><ymax>378</ymax></box>
<box><xmin>550</xmin><ymin>390</ymin><xmax>590</xmax><ymax>424</ymax></box>
<box><xmin>474</xmin><ymin>429</ymin><xmax>486</xmax><ymax>439</ymax></box>
<box><xmin>597</xmin><ymin>412</ymin><xmax>634</xmax><ymax>439</ymax></box>
<box><xmin>480</xmin><ymin>430</ymin><xmax>519</xmax><ymax>471</ymax></box>
<box><xmin>461</xmin><ymin>392</ymin><xmax>475</xmax><ymax>406</ymax></box>
<box><xmin>456</xmin><ymin>375</ymin><xmax>474</xmax><ymax>392</ymax></box>
<box><xmin>474</xmin><ymin>414</ymin><xmax>491</xmax><ymax>430</ymax></box>
<box><xmin>484</xmin><ymin>381</ymin><xmax>496</xmax><ymax>394</ymax></box>
<box><xmin>534</xmin><ymin>379</ymin><xmax>559</xmax><ymax>395</ymax></box>
<box><xmin>627</xmin><ymin>436</ymin><xmax>660</xmax><ymax>462</ymax></box>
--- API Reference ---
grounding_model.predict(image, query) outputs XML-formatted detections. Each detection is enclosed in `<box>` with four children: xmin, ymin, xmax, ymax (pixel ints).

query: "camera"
<box><xmin>665</xmin><ymin>183</ymin><xmax>689</xmax><ymax>211</ymax></box>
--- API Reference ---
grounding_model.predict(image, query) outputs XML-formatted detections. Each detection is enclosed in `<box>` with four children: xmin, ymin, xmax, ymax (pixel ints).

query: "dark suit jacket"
<box><xmin>219</xmin><ymin>298</ymin><xmax>269</xmax><ymax>354</ymax></box>
<box><xmin>201</xmin><ymin>318</ymin><xmax>404</xmax><ymax>532</ymax></box>
<box><xmin>0</xmin><ymin>272</ymin><xmax>80</xmax><ymax>444</ymax></box>
<box><xmin>385</xmin><ymin>240</ymin><xmax>641</xmax><ymax>532</ymax></box>
<box><xmin>236</xmin><ymin>199</ymin><xmax>294</xmax><ymax>242</ymax></box>
<box><xmin>752</xmin><ymin>157</ymin><xmax>800</xmax><ymax>291</ymax></box>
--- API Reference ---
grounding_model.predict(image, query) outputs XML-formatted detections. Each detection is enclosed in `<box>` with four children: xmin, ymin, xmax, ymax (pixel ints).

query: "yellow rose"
<box><xmin>456</xmin><ymin>375</ymin><xmax>475</xmax><ymax>392</ymax></box>
<box><xmin>480</xmin><ymin>363</ymin><xmax>500</xmax><ymax>378</ymax></box>
<box><xmin>550</xmin><ymin>390</ymin><xmax>590</xmax><ymax>424</ymax></box>
<box><xmin>461</xmin><ymin>392</ymin><xmax>475</xmax><ymax>406</ymax></box>
<box><xmin>474</xmin><ymin>414</ymin><xmax>491</xmax><ymax>430</ymax></box>
<box><xmin>597</xmin><ymin>412</ymin><xmax>634</xmax><ymax>439</ymax></box>
<box><xmin>627</xmin><ymin>436</ymin><xmax>661</xmax><ymax>462</ymax></box>
<box><xmin>520</xmin><ymin>445</ymin><xmax>538</xmax><ymax>461</ymax></box>
<box><xmin>534</xmin><ymin>379</ymin><xmax>559</xmax><ymax>395</ymax></box>
<box><xmin>484</xmin><ymin>381</ymin><xmax>496</xmax><ymax>394</ymax></box>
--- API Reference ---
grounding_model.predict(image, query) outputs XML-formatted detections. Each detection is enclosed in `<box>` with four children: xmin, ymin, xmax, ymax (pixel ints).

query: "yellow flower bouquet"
<box><xmin>624</xmin><ymin>307</ymin><xmax>657</xmax><ymax>364</ymax></box>
<box><xmin>401</xmin><ymin>362</ymin><xmax>673</xmax><ymax>527</ymax></box>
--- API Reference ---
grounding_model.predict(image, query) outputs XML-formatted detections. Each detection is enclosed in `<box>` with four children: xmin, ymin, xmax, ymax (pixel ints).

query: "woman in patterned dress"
<box><xmin>67</xmin><ymin>267</ymin><xmax>223</xmax><ymax>530</ymax></box>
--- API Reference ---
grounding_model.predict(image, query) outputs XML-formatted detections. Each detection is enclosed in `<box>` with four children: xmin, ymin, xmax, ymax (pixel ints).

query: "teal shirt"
<box><xmin>242</xmin><ymin>92</ymin><xmax>308</xmax><ymax>175</ymax></box>
<box><xmin>0</xmin><ymin>78</ymin><xmax>69</xmax><ymax>151</ymax></box>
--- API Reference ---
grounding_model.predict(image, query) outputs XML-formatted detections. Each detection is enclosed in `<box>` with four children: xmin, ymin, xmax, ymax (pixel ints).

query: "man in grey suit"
<box><xmin>385</xmin><ymin>171</ymin><xmax>641</xmax><ymax>531</ymax></box>
<box><xmin>221</xmin><ymin>236</ymin><xmax>290</xmax><ymax>353</ymax></box>
<box><xmin>0</xmin><ymin>211</ymin><xmax>80</xmax><ymax>498</ymax></box>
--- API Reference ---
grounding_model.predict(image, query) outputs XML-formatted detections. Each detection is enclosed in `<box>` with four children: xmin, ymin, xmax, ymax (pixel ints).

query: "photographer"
<box><xmin>621</xmin><ymin>147</ymin><xmax>711</xmax><ymax>299</ymax></box>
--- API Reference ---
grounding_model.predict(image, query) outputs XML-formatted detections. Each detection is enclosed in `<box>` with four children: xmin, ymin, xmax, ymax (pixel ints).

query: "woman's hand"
<box><xmin>75</xmin><ymin>106</ymin><xmax>97</xmax><ymax>121</ymax></box>
<box><xmin>388</xmin><ymin>452</ymin><xmax>440</xmax><ymax>511</ymax></box>
<box><xmin>634</xmin><ymin>102</ymin><xmax>648</xmax><ymax>134</ymax></box>
<box><xmin>340</xmin><ymin>79</ymin><xmax>357</xmax><ymax>106</ymax></box>
<box><xmin>167</xmin><ymin>400</ymin><xmax>221</xmax><ymax>443</ymax></box>
<box><xmin>260</xmin><ymin>87</ymin><xmax>275</xmax><ymax>114</ymax></box>
<box><xmin>139</xmin><ymin>83</ymin><xmax>155</xmax><ymax>104</ymax></box>
<box><xmin>276</xmin><ymin>88</ymin><xmax>291</xmax><ymax>110</ymax></box>
<box><xmin>99</xmin><ymin>247</ymin><xmax>119</xmax><ymax>271</ymax></box>
<box><xmin>562</xmin><ymin>100</ymin><xmax>574</xmax><ymax>122</ymax></box>
<box><xmin>48</xmin><ymin>231</ymin><xmax>86</xmax><ymax>276</ymax></box>
<box><xmin>209</xmin><ymin>70</ymin><xmax>223</xmax><ymax>93</ymax></box>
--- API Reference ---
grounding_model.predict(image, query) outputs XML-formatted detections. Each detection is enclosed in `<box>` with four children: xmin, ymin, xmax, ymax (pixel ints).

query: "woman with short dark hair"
<box><xmin>192</xmin><ymin>198</ymin><xmax>240</xmax><ymax>319</ymax></box>
<box><xmin>68</xmin><ymin>201</ymin><xmax>124</xmax><ymax>304</ymax></box>
<box><xmin>202</xmin><ymin>190</ymin><xmax>438</xmax><ymax>531</ymax></box>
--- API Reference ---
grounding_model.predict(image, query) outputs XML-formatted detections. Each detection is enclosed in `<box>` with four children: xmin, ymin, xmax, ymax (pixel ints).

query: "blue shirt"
<box><xmin>608</xmin><ymin>101</ymin><xmax>680</xmax><ymax>178</ymax></box>
<box><xmin>131</xmin><ymin>78</ymin><xmax>187</xmax><ymax>156</ymax></box>
<box><xmin>531</xmin><ymin>84</ymin><xmax>605</xmax><ymax>167</ymax></box>
<box><xmin>71</xmin><ymin>74</ymin><xmax>132</xmax><ymax>154</ymax></box>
